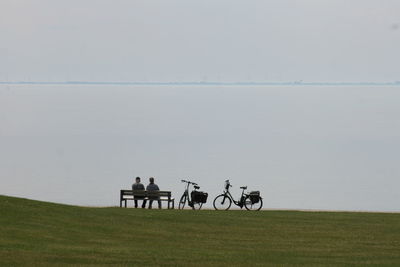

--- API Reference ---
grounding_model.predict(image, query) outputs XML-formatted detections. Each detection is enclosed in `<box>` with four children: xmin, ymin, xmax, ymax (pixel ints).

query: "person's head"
<box><xmin>135</xmin><ymin>177</ymin><xmax>141</xmax><ymax>183</ymax></box>
<box><xmin>149</xmin><ymin>177</ymin><xmax>155</xmax><ymax>184</ymax></box>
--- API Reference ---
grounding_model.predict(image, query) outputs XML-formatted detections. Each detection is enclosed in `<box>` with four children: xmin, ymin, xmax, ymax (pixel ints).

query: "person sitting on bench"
<box><xmin>132</xmin><ymin>177</ymin><xmax>146</xmax><ymax>208</ymax></box>
<box><xmin>146</xmin><ymin>177</ymin><xmax>161</xmax><ymax>209</ymax></box>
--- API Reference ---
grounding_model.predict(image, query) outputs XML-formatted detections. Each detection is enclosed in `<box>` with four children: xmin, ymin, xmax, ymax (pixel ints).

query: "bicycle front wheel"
<box><xmin>178</xmin><ymin>195</ymin><xmax>187</xmax><ymax>209</ymax></box>
<box><xmin>213</xmin><ymin>194</ymin><xmax>232</xmax><ymax>210</ymax></box>
<box><xmin>244</xmin><ymin>196</ymin><xmax>263</xmax><ymax>211</ymax></box>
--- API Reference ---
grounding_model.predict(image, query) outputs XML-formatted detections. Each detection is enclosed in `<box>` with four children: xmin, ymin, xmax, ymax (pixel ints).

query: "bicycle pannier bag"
<box><xmin>249</xmin><ymin>191</ymin><xmax>260</xmax><ymax>204</ymax></box>
<box><xmin>191</xmin><ymin>191</ymin><xmax>208</xmax><ymax>203</ymax></box>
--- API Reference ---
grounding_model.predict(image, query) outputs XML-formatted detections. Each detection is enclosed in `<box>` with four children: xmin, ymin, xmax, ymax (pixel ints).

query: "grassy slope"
<box><xmin>1</xmin><ymin>195</ymin><xmax>400</xmax><ymax>266</ymax></box>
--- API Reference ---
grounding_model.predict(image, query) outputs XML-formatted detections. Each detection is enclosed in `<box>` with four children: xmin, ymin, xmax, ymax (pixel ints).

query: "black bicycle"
<box><xmin>178</xmin><ymin>180</ymin><xmax>208</xmax><ymax>210</ymax></box>
<box><xmin>213</xmin><ymin>180</ymin><xmax>263</xmax><ymax>211</ymax></box>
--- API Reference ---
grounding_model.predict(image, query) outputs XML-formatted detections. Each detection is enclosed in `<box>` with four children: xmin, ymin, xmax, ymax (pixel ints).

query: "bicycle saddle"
<box><xmin>194</xmin><ymin>185</ymin><xmax>200</xmax><ymax>190</ymax></box>
<box><xmin>240</xmin><ymin>186</ymin><xmax>247</xmax><ymax>189</ymax></box>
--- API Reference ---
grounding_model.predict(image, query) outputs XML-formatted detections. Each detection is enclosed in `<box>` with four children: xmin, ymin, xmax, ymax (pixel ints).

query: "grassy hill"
<box><xmin>1</xmin><ymin>195</ymin><xmax>400</xmax><ymax>266</ymax></box>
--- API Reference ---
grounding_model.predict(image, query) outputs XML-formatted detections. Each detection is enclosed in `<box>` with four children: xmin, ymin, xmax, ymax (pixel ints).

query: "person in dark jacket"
<box><xmin>146</xmin><ymin>177</ymin><xmax>161</xmax><ymax>209</ymax></box>
<box><xmin>132</xmin><ymin>177</ymin><xmax>146</xmax><ymax>208</ymax></box>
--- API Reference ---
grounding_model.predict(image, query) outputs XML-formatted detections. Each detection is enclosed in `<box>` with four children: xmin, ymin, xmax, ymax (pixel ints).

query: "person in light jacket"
<box><xmin>146</xmin><ymin>177</ymin><xmax>161</xmax><ymax>209</ymax></box>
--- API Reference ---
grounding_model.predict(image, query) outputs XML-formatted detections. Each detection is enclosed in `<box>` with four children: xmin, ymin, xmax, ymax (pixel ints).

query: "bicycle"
<box><xmin>213</xmin><ymin>180</ymin><xmax>263</xmax><ymax>211</ymax></box>
<box><xmin>178</xmin><ymin>180</ymin><xmax>208</xmax><ymax>210</ymax></box>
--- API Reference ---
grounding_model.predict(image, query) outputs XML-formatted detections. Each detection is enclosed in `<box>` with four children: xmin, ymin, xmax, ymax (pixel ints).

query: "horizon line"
<box><xmin>1</xmin><ymin>81</ymin><xmax>400</xmax><ymax>86</ymax></box>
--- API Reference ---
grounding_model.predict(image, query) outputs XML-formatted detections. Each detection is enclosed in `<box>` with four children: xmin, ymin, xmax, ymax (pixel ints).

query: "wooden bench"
<box><xmin>120</xmin><ymin>190</ymin><xmax>175</xmax><ymax>209</ymax></box>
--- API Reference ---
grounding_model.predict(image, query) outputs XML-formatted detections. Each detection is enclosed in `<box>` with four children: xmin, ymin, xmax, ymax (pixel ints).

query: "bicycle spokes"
<box><xmin>213</xmin><ymin>194</ymin><xmax>232</xmax><ymax>210</ymax></box>
<box><xmin>244</xmin><ymin>196</ymin><xmax>263</xmax><ymax>211</ymax></box>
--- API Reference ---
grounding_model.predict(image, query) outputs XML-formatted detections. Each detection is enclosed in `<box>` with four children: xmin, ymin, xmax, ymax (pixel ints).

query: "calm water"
<box><xmin>1</xmin><ymin>85</ymin><xmax>399</xmax><ymax>211</ymax></box>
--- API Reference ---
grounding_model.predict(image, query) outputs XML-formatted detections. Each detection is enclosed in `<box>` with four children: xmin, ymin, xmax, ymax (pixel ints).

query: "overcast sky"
<box><xmin>1</xmin><ymin>0</ymin><xmax>400</xmax><ymax>82</ymax></box>
<box><xmin>1</xmin><ymin>1</ymin><xmax>400</xmax><ymax>211</ymax></box>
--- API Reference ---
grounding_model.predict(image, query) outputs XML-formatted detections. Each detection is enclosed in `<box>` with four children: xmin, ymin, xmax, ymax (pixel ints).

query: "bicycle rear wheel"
<box><xmin>213</xmin><ymin>194</ymin><xmax>232</xmax><ymax>210</ymax></box>
<box><xmin>178</xmin><ymin>195</ymin><xmax>187</xmax><ymax>209</ymax></box>
<box><xmin>244</xmin><ymin>196</ymin><xmax>263</xmax><ymax>211</ymax></box>
<box><xmin>191</xmin><ymin>202</ymin><xmax>203</xmax><ymax>210</ymax></box>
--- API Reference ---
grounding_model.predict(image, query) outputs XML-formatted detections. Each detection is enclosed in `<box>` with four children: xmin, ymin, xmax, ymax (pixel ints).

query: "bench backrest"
<box><xmin>121</xmin><ymin>190</ymin><xmax>171</xmax><ymax>198</ymax></box>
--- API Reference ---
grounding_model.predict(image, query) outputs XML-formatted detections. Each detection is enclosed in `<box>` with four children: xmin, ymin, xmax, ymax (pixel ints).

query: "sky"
<box><xmin>1</xmin><ymin>1</ymin><xmax>400</xmax><ymax>211</ymax></box>
<box><xmin>1</xmin><ymin>0</ymin><xmax>400</xmax><ymax>82</ymax></box>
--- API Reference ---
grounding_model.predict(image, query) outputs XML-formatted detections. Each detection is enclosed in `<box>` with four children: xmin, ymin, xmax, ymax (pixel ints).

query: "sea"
<box><xmin>1</xmin><ymin>83</ymin><xmax>399</xmax><ymax>211</ymax></box>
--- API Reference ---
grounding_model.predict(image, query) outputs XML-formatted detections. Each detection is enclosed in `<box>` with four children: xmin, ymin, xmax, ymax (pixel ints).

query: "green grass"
<box><xmin>1</xmin><ymin>195</ymin><xmax>400</xmax><ymax>266</ymax></box>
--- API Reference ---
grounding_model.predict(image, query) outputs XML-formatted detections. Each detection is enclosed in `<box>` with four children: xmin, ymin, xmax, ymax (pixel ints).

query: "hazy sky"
<box><xmin>1</xmin><ymin>1</ymin><xmax>400</xmax><ymax>211</ymax></box>
<box><xmin>1</xmin><ymin>0</ymin><xmax>400</xmax><ymax>82</ymax></box>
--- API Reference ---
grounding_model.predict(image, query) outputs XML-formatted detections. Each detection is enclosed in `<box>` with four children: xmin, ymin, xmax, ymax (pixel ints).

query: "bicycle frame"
<box><xmin>179</xmin><ymin>179</ymin><xmax>203</xmax><ymax>209</ymax></box>
<box><xmin>214</xmin><ymin>180</ymin><xmax>263</xmax><ymax>211</ymax></box>
<box><xmin>221</xmin><ymin>187</ymin><xmax>246</xmax><ymax>207</ymax></box>
<box><xmin>182</xmin><ymin>182</ymin><xmax>190</xmax><ymax>199</ymax></box>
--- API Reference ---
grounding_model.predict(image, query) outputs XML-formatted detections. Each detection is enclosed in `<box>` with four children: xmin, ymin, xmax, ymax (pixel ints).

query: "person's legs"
<box><xmin>148</xmin><ymin>200</ymin><xmax>153</xmax><ymax>209</ymax></box>
<box><xmin>134</xmin><ymin>199</ymin><xmax>138</xmax><ymax>208</ymax></box>
<box><xmin>141</xmin><ymin>199</ymin><xmax>146</xmax><ymax>208</ymax></box>
<box><xmin>158</xmin><ymin>200</ymin><xmax>162</xmax><ymax>209</ymax></box>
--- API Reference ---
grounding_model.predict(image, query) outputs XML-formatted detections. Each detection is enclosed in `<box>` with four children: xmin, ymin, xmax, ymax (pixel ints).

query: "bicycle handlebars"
<box><xmin>181</xmin><ymin>179</ymin><xmax>198</xmax><ymax>186</ymax></box>
<box><xmin>225</xmin><ymin>180</ymin><xmax>232</xmax><ymax>187</ymax></box>
<box><xmin>224</xmin><ymin>180</ymin><xmax>232</xmax><ymax>190</ymax></box>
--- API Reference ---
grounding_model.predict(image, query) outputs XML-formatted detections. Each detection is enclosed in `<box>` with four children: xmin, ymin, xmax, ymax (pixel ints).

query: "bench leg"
<box><xmin>125</xmin><ymin>200</ymin><xmax>127</xmax><ymax>208</ymax></box>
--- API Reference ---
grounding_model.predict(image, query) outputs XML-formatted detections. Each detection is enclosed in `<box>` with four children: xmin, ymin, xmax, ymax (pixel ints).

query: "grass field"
<box><xmin>1</xmin><ymin>195</ymin><xmax>400</xmax><ymax>266</ymax></box>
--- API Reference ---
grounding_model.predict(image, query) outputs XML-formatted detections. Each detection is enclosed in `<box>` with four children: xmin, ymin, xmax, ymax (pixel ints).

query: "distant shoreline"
<box><xmin>1</xmin><ymin>81</ymin><xmax>400</xmax><ymax>86</ymax></box>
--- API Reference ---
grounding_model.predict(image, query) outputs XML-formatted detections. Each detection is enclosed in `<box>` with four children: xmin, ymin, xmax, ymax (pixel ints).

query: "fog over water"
<box><xmin>1</xmin><ymin>85</ymin><xmax>399</xmax><ymax>211</ymax></box>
